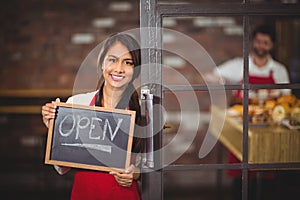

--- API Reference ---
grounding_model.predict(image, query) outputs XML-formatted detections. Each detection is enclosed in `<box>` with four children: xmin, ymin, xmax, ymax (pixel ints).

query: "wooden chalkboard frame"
<box><xmin>45</xmin><ymin>102</ymin><xmax>136</xmax><ymax>172</ymax></box>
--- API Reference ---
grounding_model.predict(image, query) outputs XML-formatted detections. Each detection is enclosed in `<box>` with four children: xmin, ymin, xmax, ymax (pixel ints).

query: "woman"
<box><xmin>42</xmin><ymin>33</ymin><xmax>143</xmax><ymax>200</ymax></box>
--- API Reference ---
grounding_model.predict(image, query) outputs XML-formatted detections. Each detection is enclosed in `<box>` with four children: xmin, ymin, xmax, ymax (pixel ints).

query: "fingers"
<box><xmin>110</xmin><ymin>170</ymin><xmax>134</xmax><ymax>187</ymax></box>
<box><xmin>126</xmin><ymin>164</ymin><xmax>140</xmax><ymax>180</ymax></box>
<box><xmin>55</xmin><ymin>98</ymin><xmax>60</xmax><ymax>103</ymax></box>
<box><xmin>110</xmin><ymin>164</ymin><xmax>139</xmax><ymax>187</ymax></box>
<box><xmin>42</xmin><ymin>103</ymin><xmax>57</xmax><ymax>118</ymax></box>
<box><xmin>41</xmin><ymin>98</ymin><xmax>60</xmax><ymax>128</ymax></box>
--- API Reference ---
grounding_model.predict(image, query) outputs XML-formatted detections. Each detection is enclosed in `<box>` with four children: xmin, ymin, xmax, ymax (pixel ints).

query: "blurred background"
<box><xmin>1</xmin><ymin>0</ymin><xmax>300</xmax><ymax>199</ymax></box>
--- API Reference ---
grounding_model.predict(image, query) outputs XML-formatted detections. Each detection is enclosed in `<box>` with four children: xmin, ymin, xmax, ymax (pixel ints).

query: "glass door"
<box><xmin>139</xmin><ymin>1</ymin><xmax>300</xmax><ymax>200</ymax></box>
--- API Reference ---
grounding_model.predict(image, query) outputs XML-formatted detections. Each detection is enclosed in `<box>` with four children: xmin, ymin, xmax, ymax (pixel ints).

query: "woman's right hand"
<box><xmin>41</xmin><ymin>98</ymin><xmax>60</xmax><ymax>128</ymax></box>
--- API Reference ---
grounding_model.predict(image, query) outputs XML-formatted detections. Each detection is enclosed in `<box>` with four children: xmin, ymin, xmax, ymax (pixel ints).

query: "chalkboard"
<box><xmin>45</xmin><ymin>102</ymin><xmax>136</xmax><ymax>172</ymax></box>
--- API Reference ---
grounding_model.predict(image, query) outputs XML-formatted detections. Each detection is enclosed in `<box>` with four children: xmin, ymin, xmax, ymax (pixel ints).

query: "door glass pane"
<box><xmin>245</xmin><ymin>93</ymin><xmax>300</xmax><ymax>164</ymax></box>
<box><xmin>162</xmin><ymin>16</ymin><xmax>244</xmax><ymax>86</ymax></box>
<box><xmin>163</xmin><ymin>170</ymin><xmax>235</xmax><ymax>200</ymax></box>
<box><xmin>162</xmin><ymin>90</ymin><xmax>236</xmax><ymax>165</ymax></box>
<box><xmin>246</xmin><ymin>170</ymin><xmax>300</xmax><ymax>199</ymax></box>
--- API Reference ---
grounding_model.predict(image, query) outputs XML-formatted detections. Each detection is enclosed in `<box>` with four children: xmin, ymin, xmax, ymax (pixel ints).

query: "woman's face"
<box><xmin>102</xmin><ymin>41</ymin><xmax>134</xmax><ymax>90</ymax></box>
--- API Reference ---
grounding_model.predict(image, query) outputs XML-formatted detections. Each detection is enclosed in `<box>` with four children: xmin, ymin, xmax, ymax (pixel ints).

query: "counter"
<box><xmin>211</xmin><ymin>105</ymin><xmax>300</xmax><ymax>164</ymax></box>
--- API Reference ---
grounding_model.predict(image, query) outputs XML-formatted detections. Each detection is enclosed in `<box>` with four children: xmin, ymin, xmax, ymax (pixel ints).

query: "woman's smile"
<box><xmin>111</xmin><ymin>74</ymin><xmax>125</xmax><ymax>81</ymax></box>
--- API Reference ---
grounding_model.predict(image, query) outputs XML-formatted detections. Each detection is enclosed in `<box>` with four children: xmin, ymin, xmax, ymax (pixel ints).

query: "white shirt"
<box><xmin>214</xmin><ymin>55</ymin><xmax>290</xmax><ymax>96</ymax></box>
<box><xmin>214</xmin><ymin>56</ymin><xmax>290</xmax><ymax>84</ymax></box>
<box><xmin>66</xmin><ymin>91</ymin><xmax>98</xmax><ymax>105</ymax></box>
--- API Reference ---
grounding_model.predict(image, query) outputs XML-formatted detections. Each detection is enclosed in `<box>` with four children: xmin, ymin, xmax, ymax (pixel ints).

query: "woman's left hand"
<box><xmin>110</xmin><ymin>164</ymin><xmax>140</xmax><ymax>187</ymax></box>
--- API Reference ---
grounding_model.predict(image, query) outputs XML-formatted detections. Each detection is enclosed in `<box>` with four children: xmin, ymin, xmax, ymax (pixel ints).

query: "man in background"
<box><xmin>206</xmin><ymin>24</ymin><xmax>290</xmax><ymax>104</ymax></box>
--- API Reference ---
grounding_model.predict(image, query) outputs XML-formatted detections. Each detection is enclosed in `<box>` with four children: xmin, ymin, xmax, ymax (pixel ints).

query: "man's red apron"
<box><xmin>235</xmin><ymin>70</ymin><xmax>276</xmax><ymax>100</ymax></box>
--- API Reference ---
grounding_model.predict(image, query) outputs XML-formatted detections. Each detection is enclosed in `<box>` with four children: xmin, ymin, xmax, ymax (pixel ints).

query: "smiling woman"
<box><xmin>41</xmin><ymin>33</ymin><xmax>143</xmax><ymax>200</ymax></box>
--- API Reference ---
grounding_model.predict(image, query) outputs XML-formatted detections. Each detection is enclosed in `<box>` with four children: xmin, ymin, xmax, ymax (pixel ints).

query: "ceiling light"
<box><xmin>71</xmin><ymin>33</ymin><xmax>95</xmax><ymax>44</ymax></box>
<box><xmin>92</xmin><ymin>18</ymin><xmax>115</xmax><ymax>28</ymax></box>
<box><xmin>109</xmin><ymin>2</ymin><xmax>132</xmax><ymax>11</ymax></box>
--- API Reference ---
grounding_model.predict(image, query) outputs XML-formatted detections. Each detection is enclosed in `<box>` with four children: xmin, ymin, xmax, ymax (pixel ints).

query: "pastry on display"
<box><xmin>272</xmin><ymin>103</ymin><xmax>290</xmax><ymax>123</ymax></box>
<box><xmin>226</xmin><ymin>94</ymin><xmax>300</xmax><ymax>125</ymax></box>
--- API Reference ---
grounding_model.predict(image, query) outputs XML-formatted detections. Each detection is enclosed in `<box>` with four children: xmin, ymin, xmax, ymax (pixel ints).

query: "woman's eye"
<box><xmin>107</xmin><ymin>57</ymin><xmax>117</xmax><ymax>63</ymax></box>
<box><xmin>124</xmin><ymin>61</ymin><xmax>134</xmax><ymax>66</ymax></box>
<box><xmin>108</xmin><ymin>58</ymin><xmax>117</xmax><ymax>63</ymax></box>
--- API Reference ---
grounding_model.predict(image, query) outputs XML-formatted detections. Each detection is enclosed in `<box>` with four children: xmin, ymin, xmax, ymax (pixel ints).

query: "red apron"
<box><xmin>227</xmin><ymin>71</ymin><xmax>276</xmax><ymax>179</ymax></box>
<box><xmin>235</xmin><ymin>71</ymin><xmax>275</xmax><ymax>100</ymax></box>
<box><xmin>70</xmin><ymin>92</ymin><xmax>140</xmax><ymax>200</ymax></box>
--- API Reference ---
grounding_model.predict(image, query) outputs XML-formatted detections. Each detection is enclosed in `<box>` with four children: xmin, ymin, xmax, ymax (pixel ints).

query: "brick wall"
<box><xmin>0</xmin><ymin>0</ymin><xmax>140</xmax><ymax>90</ymax></box>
